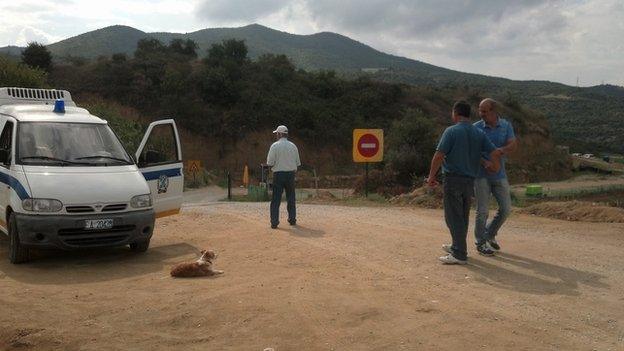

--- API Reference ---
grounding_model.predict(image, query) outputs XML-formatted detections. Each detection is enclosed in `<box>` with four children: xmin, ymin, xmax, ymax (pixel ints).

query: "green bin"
<box><xmin>525</xmin><ymin>184</ymin><xmax>543</xmax><ymax>196</ymax></box>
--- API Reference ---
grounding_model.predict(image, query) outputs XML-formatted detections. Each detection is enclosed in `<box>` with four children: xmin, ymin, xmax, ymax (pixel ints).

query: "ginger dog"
<box><xmin>170</xmin><ymin>250</ymin><xmax>224</xmax><ymax>278</ymax></box>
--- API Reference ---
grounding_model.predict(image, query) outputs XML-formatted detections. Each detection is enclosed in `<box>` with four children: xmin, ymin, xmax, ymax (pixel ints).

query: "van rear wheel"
<box><xmin>129</xmin><ymin>239</ymin><xmax>150</xmax><ymax>253</ymax></box>
<box><xmin>8</xmin><ymin>214</ymin><xmax>30</xmax><ymax>264</ymax></box>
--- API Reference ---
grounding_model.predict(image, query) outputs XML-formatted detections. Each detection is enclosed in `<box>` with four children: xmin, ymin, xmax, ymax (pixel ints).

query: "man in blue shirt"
<box><xmin>427</xmin><ymin>101</ymin><xmax>502</xmax><ymax>264</ymax></box>
<box><xmin>473</xmin><ymin>98</ymin><xmax>518</xmax><ymax>256</ymax></box>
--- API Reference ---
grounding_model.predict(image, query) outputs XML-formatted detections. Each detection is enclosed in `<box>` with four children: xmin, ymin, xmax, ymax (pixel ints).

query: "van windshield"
<box><xmin>18</xmin><ymin>122</ymin><xmax>133</xmax><ymax>166</ymax></box>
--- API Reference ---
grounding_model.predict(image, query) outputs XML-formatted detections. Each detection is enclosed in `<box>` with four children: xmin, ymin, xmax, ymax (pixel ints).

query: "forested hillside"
<box><xmin>47</xmin><ymin>38</ymin><xmax>570</xmax><ymax>183</ymax></box>
<box><xmin>1</xmin><ymin>24</ymin><xmax>620</xmax><ymax>153</ymax></box>
<box><xmin>2</xmin><ymin>37</ymin><xmax>570</xmax><ymax>188</ymax></box>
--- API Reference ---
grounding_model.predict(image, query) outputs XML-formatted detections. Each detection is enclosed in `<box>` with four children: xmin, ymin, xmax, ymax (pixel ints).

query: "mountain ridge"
<box><xmin>0</xmin><ymin>23</ymin><xmax>614</xmax><ymax>88</ymax></box>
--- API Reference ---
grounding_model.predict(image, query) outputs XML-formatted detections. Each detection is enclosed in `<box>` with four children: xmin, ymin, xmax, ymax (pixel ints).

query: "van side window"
<box><xmin>0</xmin><ymin>121</ymin><xmax>14</xmax><ymax>166</ymax></box>
<box><xmin>138</xmin><ymin>124</ymin><xmax>178</xmax><ymax>167</ymax></box>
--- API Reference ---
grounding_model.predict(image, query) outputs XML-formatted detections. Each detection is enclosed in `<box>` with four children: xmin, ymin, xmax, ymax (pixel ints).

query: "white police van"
<box><xmin>0</xmin><ymin>87</ymin><xmax>183</xmax><ymax>263</ymax></box>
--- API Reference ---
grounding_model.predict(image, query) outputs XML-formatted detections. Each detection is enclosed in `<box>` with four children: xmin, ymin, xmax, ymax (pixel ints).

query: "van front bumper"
<box><xmin>14</xmin><ymin>210</ymin><xmax>155</xmax><ymax>250</ymax></box>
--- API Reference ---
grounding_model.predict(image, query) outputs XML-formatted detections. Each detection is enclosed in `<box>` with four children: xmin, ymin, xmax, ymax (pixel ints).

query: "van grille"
<box><xmin>102</xmin><ymin>204</ymin><xmax>127</xmax><ymax>212</ymax></box>
<box><xmin>65</xmin><ymin>206</ymin><xmax>95</xmax><ymax>213</ymax></box>
<box><xmin>63</xmin><ymin>235</ymin><xmax>130</xmax><ymax>246</ymax></box>
<box><xmin>65</xmin><ymin>204</ymin><xmax>128</xmax><ymax>213</ymax></box>
<box><xmin>58</xmin><ymin>225</ymin><xmax>136</xmax><ymax>236</ymax></box>
<box><xmin>58</xmin><ymin>225</ymin><xmax>136</xmax><ymax>247</ymax></box>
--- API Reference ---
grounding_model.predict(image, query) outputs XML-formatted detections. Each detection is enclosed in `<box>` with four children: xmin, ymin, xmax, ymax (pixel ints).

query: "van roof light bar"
<box><xmin>0</xmin><ymin>87</ymin><xmax>76</xmax><ymax>107</ymax></box>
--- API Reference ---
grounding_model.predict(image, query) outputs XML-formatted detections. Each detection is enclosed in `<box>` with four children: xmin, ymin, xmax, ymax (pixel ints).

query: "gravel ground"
<box><xmin>1</xmin><ymin>202</ymin><xmax>623</xmax><ymax>350</ymax></box>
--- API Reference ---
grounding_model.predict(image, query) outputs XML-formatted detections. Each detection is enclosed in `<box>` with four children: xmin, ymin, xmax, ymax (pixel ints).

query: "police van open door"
<box><xmin>136</xmin><ymin>119</ymin><xmax>183</xmax><ymax>218</ymax></box>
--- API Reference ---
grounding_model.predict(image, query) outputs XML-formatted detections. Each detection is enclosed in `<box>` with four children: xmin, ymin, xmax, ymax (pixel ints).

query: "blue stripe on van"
<box><xmin>0</xmin><ymin>171</ymin><xmax>30</xmax><ymax>200</ymax></box>
<box><xmin>141</xmin><ymin>168</ymin><xmax>182</xmax><ymax>181</ymax></box>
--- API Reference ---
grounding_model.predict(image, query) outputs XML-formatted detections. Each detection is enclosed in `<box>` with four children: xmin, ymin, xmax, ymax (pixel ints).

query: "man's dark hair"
<box><xmin>453</xmin><ymin>100</ymin><xmax>471</xmax><ymax>118</ymax></box>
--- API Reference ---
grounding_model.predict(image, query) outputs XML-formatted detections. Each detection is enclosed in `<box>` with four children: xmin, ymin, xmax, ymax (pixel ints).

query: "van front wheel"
<box><xmin>9</xmin><ymin>214</ymin><xmax>30</xmax><ymax>264</ymax></box>
<box><xmin>129</xmin><ymin>239</ymin><xmax>150</xmax><ymax>253</ymax></box>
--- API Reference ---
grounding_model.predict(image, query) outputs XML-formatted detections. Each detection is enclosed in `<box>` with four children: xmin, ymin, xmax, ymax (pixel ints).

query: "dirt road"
<box><xmin>1</xmin><ymin>202</ymin><xmax>623</xmax><ymax>350</ymax></box>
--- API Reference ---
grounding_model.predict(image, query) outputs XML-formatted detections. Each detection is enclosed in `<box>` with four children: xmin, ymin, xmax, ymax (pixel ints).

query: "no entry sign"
<box><xmin>353</xmin><ymin>129</ymin><xmax>384</xmax><ymax>162</ymax></box>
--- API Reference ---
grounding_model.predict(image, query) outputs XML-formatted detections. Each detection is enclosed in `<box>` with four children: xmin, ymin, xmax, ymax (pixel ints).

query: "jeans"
<box><xmin>270</xmin><ymin>171</ymin><xmax>296</xmax><ymax>226</ymax></box>
<box><xmin>474</xmin><ymin>177</ymin><xmax>512</xmax><ymax>245</ymax></box>
<box><xmin>443</xmin><ymin>175</ymin><xmax>474</xmax><ymax>261</ymax></box>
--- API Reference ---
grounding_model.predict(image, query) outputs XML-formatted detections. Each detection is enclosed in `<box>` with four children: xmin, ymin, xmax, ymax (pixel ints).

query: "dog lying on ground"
<box><xmin>170</xmin><ymin>250</ymin><xmax>224</xmax><ymax>278</ymax></box>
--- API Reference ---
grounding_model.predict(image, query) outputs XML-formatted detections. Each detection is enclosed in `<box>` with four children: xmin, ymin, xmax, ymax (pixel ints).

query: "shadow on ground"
<box><xmin>285</xmin><ymin>224</ymin><xmax>325</xmax><ymax>238</ymax></box>
<box><xmin>467</xmin><ymin>252</ymin><xmax>609</xmax><ymax>296</ymax></box>
<box><xmin>0</xmin><ymin>235</ymin><xmax>198</xmax><ymax>285</ymax></box>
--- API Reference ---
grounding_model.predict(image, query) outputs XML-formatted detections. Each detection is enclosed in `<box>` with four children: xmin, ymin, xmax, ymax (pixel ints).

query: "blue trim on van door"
<box><xmin>141</xmin><ymin>168</ymin><xmax>182</xmax><ymax>181</ymax></box>
<box><xmin>0</xmin><ymin>171</ymin><xmax>30</xmax><ymax>200</ymax></box>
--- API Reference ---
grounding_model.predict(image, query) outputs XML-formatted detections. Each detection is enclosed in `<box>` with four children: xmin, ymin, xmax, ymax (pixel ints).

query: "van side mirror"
<box><xmin>0</xmin><ymin>149</ymin><xmax>8</xmax><ymax>165</ymax></box>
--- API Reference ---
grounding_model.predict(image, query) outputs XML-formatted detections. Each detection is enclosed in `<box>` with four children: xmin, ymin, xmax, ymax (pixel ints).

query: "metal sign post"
<box><xmin>227</xmin><ymin>171</ymin><xmax>232</xmax><ymax>201</ymax></box>
<box><xmin>365</xmin><ymin>162</ymin><xmax>369</xmax><ymax>197</ymax></box>
<box><xmin>353</xmin><ymin>129</ymin><xmax>384</xmax><ymax>198</ymax></box>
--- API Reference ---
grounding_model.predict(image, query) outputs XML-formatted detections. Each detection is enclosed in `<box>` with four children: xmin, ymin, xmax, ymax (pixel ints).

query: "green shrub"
<box><xmin>386</xmin><ymin>109</ymin><xmax>438</xmax><ymax>186</ymax></box>
<box><xmin>0</xmin><ymin>56</ymin><xmax>47</xmax><ymax>87</ymax></box>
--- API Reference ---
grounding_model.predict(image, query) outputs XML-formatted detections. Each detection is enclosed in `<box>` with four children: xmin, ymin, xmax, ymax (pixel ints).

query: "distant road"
<box><xmin>182</xmin><ymin>185</ymin><xmax>247</xmax><ymax>205</ymax></box>
<box><xmin>182</xmin><ymin>186</ymin><xmax>227</xmax><ymax>205</ymax></box>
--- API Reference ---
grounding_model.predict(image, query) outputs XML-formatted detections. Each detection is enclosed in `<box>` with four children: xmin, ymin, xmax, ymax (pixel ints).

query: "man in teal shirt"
<box><xmin>427</xmin><ymin>101</ymin><xmax>502</xmax><ymax>264</ymax></box>
<box><xmin>473</xmin><ymin>98</ymin><xmax>518</xmax><ymax>255</ymax></box>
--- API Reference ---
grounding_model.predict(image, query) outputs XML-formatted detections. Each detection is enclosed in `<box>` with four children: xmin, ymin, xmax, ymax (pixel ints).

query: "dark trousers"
<box><xmin>443</xmin><ymin>175</ymin><xmax>474</xmax><ymax>261</ymax></box>
<box><xmin>271</xmin><ymin>171</ymin><xmax>296</xmax><ymax>226</ymax></box>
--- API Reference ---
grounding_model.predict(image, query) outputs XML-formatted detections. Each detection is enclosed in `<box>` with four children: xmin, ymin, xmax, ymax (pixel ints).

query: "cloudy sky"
<box><xmin>1</xmin><ymin>0</ymin><xmax>622</xmax><ymax>87</ymax></box>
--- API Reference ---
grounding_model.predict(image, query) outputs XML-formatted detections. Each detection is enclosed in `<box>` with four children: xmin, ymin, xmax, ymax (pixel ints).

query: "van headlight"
<box><xmin>131</xmin><ymin>194</ymin><xmax>152</xmax><ymax>208</ymax></box>
<box><xmin>22</xmin><ymin>198</ymin><xmax>63</xmax><ymax>212</ymax></box>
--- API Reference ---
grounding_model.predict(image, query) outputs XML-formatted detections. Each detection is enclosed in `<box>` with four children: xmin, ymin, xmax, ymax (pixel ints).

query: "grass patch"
<box><xmin>513</xmin><ymin>183</ymin><xmax>624</xmax><ymax>208</ymax></box>
<box><xmin>547</xmin><ymin>184</ymin><xmax>624</xmax><ymax>199</ymax></box>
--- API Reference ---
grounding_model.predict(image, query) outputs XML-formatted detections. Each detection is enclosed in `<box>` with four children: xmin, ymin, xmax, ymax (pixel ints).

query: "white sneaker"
<box><xmin>442</xmin><ymin>244</ymin><xmax>452</xmax><ymax>254</ymax></box>
<box><xmin>438</xmin><ymin>254</ymin><xmax>467</xmax><ymax>265</ymax></box>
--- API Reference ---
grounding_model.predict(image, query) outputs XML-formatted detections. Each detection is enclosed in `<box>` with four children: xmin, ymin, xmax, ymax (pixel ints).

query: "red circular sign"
<box><xmin>357</xmin><ymin>133</ymin><xmax>380</xmax><ymax>158</ymax></box>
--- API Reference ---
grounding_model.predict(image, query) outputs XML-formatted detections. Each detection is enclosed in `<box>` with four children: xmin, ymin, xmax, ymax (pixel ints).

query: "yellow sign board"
<box><xmin>353</xmin><ymin>129</ymin><xmax>384</xmax><ymax>162</ymax></box>
<box><xmin>187</xmin><ymin>160</ymin><xmax>201</xmax><ymax>175</ymax></box>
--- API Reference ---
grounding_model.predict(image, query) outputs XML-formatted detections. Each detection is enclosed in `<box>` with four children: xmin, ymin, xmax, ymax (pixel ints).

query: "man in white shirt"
<box><xmin>267</xmin><ymin>125</ymin><xmax>301</xmax><ymax>229</ymax></box>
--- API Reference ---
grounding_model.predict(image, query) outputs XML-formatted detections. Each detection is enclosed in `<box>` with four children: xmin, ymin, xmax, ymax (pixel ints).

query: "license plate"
<box><xmin>84</xmin><ymin>219</ymin><xmax>113</xmax><ymax>230</ymax></box>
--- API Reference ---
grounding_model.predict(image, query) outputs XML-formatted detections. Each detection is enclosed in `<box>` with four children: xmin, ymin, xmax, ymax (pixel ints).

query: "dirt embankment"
<box><xmin>519</xmin><ymin>201</ymin><xmax>624</xmax><ymax>223</ymax></box>
<box><xmin>389</xmin><ymin>186</ymin><xmax>443</xmax><ymax>208</ymax></box>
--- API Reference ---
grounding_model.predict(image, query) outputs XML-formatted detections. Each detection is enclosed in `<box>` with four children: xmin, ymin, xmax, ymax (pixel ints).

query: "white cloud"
<box><xmin>0</xmin><ymin>24</ymin><xmax>63</xmax><ymax>46</ymax></box>
<box><xmin>0</xmin><ymin>0</ymin><xmax>205</xmax><ymax>45</ymax></box>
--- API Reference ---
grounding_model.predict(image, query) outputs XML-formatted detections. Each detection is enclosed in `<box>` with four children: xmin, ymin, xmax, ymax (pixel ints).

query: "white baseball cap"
<box><xmin>272</xmin><ymin>125</ymin><xmax>288</xmax><ymax>134</ymax></box>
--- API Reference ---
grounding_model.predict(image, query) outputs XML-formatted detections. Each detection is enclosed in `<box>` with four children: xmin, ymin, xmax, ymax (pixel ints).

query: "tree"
<box><xmin>386</xmin><ymin>109</ymin><xmax>438</xmax><ymax>186</ymax></box>
<box><xmin>168</xmin><ymin>39</ymin><xmax>198</xmax><ymax>60</ymax></box>
<box><xmin>21</xmin><ymin>42</ymin><xmax>52</xmax><ymax>72</ymax></box>
<box><xmin>204</xmin><ymin>39</ymin><xmax>248</xmax><ymax>67</ymax></box>
<box><xmin>256</xmin><ymin>54</ymin><xmax>295</xmax><ymax>83</ymax></box>
<box><xmin>134</xmin><ymin>38</ymin><xmax>167</xmax><ymax>60</ymax></box>
<box><xmin>199</xmin><ymin>39</ymin><xmax>251</xmax><ymax>105</ymax></box>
